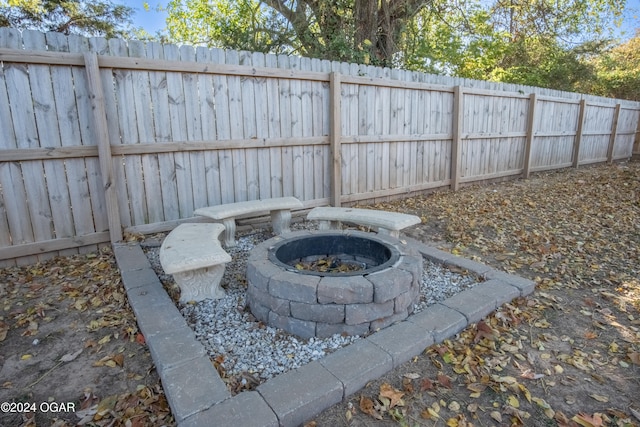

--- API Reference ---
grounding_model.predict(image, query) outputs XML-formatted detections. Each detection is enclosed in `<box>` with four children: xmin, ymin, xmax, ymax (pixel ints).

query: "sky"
<box><xmin>125</xmin><ymin>0</ymin><xmax>168</xmax><ymax>34</ymax></box>
<box><xmin>125</xmin><ymin>0</ymin><xmax>640</xmax><ymax>40</ymax></box>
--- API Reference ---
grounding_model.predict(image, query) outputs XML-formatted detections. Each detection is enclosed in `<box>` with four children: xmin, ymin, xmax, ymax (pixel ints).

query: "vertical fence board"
<box><xmin>211</xmin><ymin>49</ymin><xmax>235</xmax><ymax>204</ymax></box>
<box><xmin>251</xmin><ymin>52</ymin><xmax>273</xmax><ymax>200</ymax></box>
<box><xmin>239</xmin><ymin>51</ymin><xmax>260</xmax><ymax>201</ymax></box>
<box><xmin>180</xmin><ymin>45</ymin><xmax>208</xmax><ymax>210</ymax></box>
<box><xmin>147</xmin><ymin>42</ymin><xmax>180</xmax><ymax>220</ymax></box>
<box><xmin>330</xmin><ymin>71</ymin><xmax>342</xmax><ymax>206</ymax></box>
<box><xmin>196</xmin><ymin>47</ymin><xmax>223</xmax><ymax>206</ymax></box>
<box><xmin>265</xmin><ymin>54</ymin><xmax>283</xmax><ymax>198</ymax></box>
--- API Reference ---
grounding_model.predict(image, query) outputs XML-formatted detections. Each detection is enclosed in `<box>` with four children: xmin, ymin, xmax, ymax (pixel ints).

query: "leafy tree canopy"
<box><xmin>166</xmin><ymin>0</ymin><xmax>432</xmax><ymax>66</ymax></box>
<box><xmin>397</xmin><ymin>0</ymin><xmax>628</xmax><ymax>93</ymax></box>
<box><xmin>0</xmin><ymin>0</ymin><xmax>136</xmax><ymax>38</ymax></box>
<box><xmin>584</xmin><ymin>30</ymin><xmax>640</xmax><ymax>100</ymax></box>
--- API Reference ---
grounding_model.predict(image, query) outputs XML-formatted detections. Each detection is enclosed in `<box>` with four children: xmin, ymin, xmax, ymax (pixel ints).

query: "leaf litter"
<box><xmin>0</xmin><ymin>247</ymin><xmax>173</xmax><ymax>426</ymax></box>
<box><xmin>309</xmin><ymin>162</ymin><xmax>640</xmax><ymax>427</ymax></box>
<box><xmin>1</xmin><ymin>162</ymin><xmax>638</xmax><ymax>427</ymax></box>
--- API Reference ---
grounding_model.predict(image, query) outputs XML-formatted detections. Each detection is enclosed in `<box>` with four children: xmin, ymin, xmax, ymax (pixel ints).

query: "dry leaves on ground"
<box><xmin>312</xmin><ymin>162</ymin><xmax>639</xmax><ymax>427</ymax></box>
<box><xmin>0</xmin><ymin>248</ymin><xmax>174</xmax><ymax>427</ymax></box>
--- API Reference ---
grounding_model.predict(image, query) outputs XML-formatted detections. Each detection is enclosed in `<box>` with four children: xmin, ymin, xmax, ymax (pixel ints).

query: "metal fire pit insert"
<box><xmin>246</xmin><ymin>230</ymin><xmax>423</xmax><ymax>338</ymax></box>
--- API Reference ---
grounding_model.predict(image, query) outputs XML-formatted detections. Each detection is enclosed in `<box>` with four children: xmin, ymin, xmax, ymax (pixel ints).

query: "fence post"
<box><xmin>572</xmin><ymin>99</ymin><xmax>587</xmax><ymax>168</ymax></box>
<box><xmin>83</xmin><ymin>52</ymin><xmax>123</xmax><ymax>243</ymax></box>
<box><xmin>607</xmin><ymin>103</ymin><xmax>621</xmax><ymax>163</ymax></box>
<box><xmin>329</xmin><ymin>72</ymin><xmax>342</xmax><ymax>207</ymax></box>
<box><xmin>522</xmin><ymin>93</ymin><xmax>537</xmax><ymax>179</ymax></box>
<box><xmin>450</xmin><ymin>86</ymin><xmax>463</xmax><ymax>190</ymax></box>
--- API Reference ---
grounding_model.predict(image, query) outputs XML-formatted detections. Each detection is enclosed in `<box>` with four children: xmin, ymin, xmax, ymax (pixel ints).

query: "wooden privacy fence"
<box><xmin>1</xmin><ymin>29</ymin><xmax>639</xmax><ymax>266</ymax></box>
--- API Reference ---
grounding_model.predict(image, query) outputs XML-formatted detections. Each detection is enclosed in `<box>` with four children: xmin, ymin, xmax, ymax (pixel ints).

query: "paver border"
<box><xmin>113</xmin><ymin>235</ymin><xmax>535</xmax><ymax>427</ymax></box>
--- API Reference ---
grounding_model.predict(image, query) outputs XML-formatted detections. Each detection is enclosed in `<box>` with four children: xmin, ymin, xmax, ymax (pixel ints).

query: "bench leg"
<box><xmin>377</xmin><ymin>228</ymin><xmax>400</xmax><ymax>238</ymax></box>
<box><xmin>318</xmin><ymin>220</ymin><xmax>341</xmax><ymax>230</ymax></box>
<box><xmin>271</xmin><ymin>209</ymin><xmax>292</xmax><ymax>235</ymax></box>
<box><xmin>222</xmin><ymin>218</ymin><xmax>237</xmax><ymax>247</ymax></box>
<box><xmin>173</xmin><ymin>264</ymin><xmax>227</xmax><ymax>303</ymax></box>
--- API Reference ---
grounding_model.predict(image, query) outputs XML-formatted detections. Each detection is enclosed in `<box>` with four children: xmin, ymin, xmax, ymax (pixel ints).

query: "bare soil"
<box><xmin>0</xmin><ymin>250</ymin><xmax>173</xmax><ymax>427</ymax></box>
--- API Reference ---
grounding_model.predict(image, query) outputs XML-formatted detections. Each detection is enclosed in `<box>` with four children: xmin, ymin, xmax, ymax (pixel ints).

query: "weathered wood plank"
<box><xmin>329</xmin><ymin>71</ymin><xmax>342</xmax><ymax>207</ymax></box>
<box><xmin>2</xmin><ymin>30</ymin><xmax>54</xmax><ymax>252</ymax></box>
<box><xmin>196</xmin><ymin>46</ymin><xmax>222</xmax><ymax>206</ymax></box>
<box><xmin>23</xmin><ymin>31</ymin><xmax>75</xmax><ymax>249</ymax></box>
<box><xmin>64</xmin><ymin>35</ymin><xmax>100</xmax><ymax>239</ymax></box>
<box><xmin>239</xmin><ymin>51</ymin><xmax>260</xmax><ymax>201</ymax></box>
<box><xmin>130</xmin><ymin>40</ymin><xmax>162</xmax><ymax>224</ymax></box>
<box><xmin>180</xmin><ymin>45</ymin><xmax>208</xmax><ymax>211</ymax></box>
<box><xmin>265</xmin><ymin>53</ymin><xmax>283</xmax><ymax>198</ymax></box>
<box><xmin>251</xmin><ymin>52</ymin><xmax>272</xmax><ymax>200</ymax></box>
<box><xmin>83</xmin><ymin>51</ymin><xmax>123</xmax><ymax>243</ymax></box>
<box><xmin>147</xmin><ymin>41</ymin><xmax>180</xmax><ymax>220</ymax></box>
<box><xmin>165</xmin><ymin>43</ymin><xmax>195</xmax><ymax>215</ymax></box>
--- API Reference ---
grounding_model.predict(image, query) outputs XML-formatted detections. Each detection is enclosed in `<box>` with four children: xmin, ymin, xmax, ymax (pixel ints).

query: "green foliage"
<box><xmin>585</xmin><ymin>31</ymin><xmax>640</xmax><ymax>100</ymax></box>
<box><xmin>398</xmin><ymin>3</ymin><xmax>511</xmax><ymax>78</ymax></box>
<box><xmin>165</xmin><ymin>0</ymin><xmax>291</xmax><ymax>53</ymax></box>
<box><xmin>0</xmin><ymin>0</ymin><xmax>135</xmax><ymax>38</ymax></box>
<box><xmin>165</xmin><ymin>0</ymin><xmax>431</xmax><ymax>66</ymax></box>
<box><xmin>397</xmin><ymin>0</ymin><xmax>629</xmax><ymax>95</ymax></box>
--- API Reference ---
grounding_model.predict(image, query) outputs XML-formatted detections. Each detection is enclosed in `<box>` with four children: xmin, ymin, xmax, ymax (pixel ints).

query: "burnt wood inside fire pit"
<box><xmin>246</xmin><ymin>230</ymin><xmax>422</xmax><ymax>339</ymax></box>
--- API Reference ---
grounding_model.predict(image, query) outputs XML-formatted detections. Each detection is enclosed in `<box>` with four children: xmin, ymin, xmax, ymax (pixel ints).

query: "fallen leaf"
<box><xmin>379</xmin><ymin>383</ymin><xmax>404</xmax><ymax>409</ymax></box>
<box><xmin>403</xmin><ymin>372</ymin><xmax>420</xmax><ymax>379</ymax></box>
<box><xmin>474</xmin><ymin>319</ymin><xmax>497</xmax><ymax>342</ymax></box>
<box><xmin>135</xmin><ymin>333</ymin><xmax>146</xmax><ymax>345</ymax></box>
<box><xmin>572</xmin><ymin>412</ymin><xmax>605</xmax><ymax>427</ymax></box>
<box><xmin>437</xmin><ymin>373</ymin><xmax>453</xmax><ymax>389</ymax></box>
<box><xmin>507</xmin><ymin>395</ymin><xmax>519</xmax><ymax>408</ymax></box>
<box><xmin>532</xmin><ymin>397</ymin><xmax>555</xmax><ymax>419</ymax></box>
<box><xmin>589</xmin><ymin>394</ymin><xmax>609</xmax><ymax>403</ymax></box>
<box><xmin>60</xmin><ymin>348</ymin><xmax>83</xmax><ymax>362</ymax></box>
<box><xmin>94</xmin><ymin>395</ymin><xmax>118</xmax><ymax>420</ymax></box>
<box><xmin>420</xmin><ymin>377</ymin><xmax>434</xmax><ymax>391</ymax></box>
<box><xmin>0</xmin><ymin>321</ymin><xmax>8</xmax><ymax>341</ymax></box>
<box><xmin>490</xmin><ymin>411</ymin><xmax>502</xmax><ymax>422</ymax></box>
<box><xmin>359</xmin><ymin>396</ymin><xmax>382</xmax><ymax>420</ymax></box>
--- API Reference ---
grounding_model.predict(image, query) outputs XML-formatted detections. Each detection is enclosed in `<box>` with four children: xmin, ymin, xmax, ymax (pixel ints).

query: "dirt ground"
<box><xmin>0</xmin><ymin>161</ymin><xmax>639</xmax><ymax>427</ymax></box>
<box><xmin>0</xmin><ymin>250</ymin><xmax>172</xmax><ymax>426</ymax></box>
<box><xmin>309</xmin><ymin>162</ymin><xmax>640</xmax><ymax>427</ymax></box>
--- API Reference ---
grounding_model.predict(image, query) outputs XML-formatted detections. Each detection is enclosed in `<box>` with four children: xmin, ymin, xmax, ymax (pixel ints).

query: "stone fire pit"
<box><xmin>246</xmin><ymin>230</ymin><xmax>423</xmax><ymax>338</ymax></box>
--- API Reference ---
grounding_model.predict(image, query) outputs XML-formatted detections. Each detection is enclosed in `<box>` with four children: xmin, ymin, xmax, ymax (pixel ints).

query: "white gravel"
<box><xmin>144</xmin><ymin>225</ymin><xmax>479</xmax><ymax>384</ymax></box>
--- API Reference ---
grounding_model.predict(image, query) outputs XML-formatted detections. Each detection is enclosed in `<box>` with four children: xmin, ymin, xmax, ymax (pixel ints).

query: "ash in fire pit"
<box><xmin>247</xmin><ymin>230</ymin><xmax>422</xmax><ymax>338</ymax></box>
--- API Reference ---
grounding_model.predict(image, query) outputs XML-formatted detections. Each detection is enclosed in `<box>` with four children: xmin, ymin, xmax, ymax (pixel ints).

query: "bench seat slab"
<box><xmin>307</xmin><ymin>207</ymin><xmax>421</xmax><ymax>237</ymax></box>
<box><xmin>195</xmin><ymin>197</ymin><xmax>303</xmax><ymax>247</ymax></box>
<box><xmin>159</xmin><ymin>223</ymin><xmax>231</xmax><ymax>302</ymax></box>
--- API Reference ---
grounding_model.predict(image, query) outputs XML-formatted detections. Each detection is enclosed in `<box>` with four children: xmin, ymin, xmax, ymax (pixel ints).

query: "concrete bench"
<box><xmin>159</xmin><ymin>223</ymin><xmax>232</xmax><ymax>303</ymax></box>
<box><xmin>194</xmin><ymin>197</ymin><xmax>303</xmax><ymax>247</ymax></box>
<box><xmin>307</xmin><ymin>207</ymin><xmax>421</xmax><ymax>238</ymax></box>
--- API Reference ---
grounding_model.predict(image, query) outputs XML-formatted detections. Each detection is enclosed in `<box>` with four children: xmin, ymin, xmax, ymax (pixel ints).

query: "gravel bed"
<box><xmin>144</xmin><ymin>225</ymin><xmax>479</xmax><ymax>386</ymax></box>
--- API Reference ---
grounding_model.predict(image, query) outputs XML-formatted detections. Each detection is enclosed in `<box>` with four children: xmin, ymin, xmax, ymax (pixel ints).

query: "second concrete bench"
<box><xmin>194</xmin><ymin>197</ymin><xmax>304</xmax><ymax>247</ymax></box>
<box><xmin>307</xmin><ymin>207</ymin><xmax>421</xmax><ymax>238</ymax></box>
